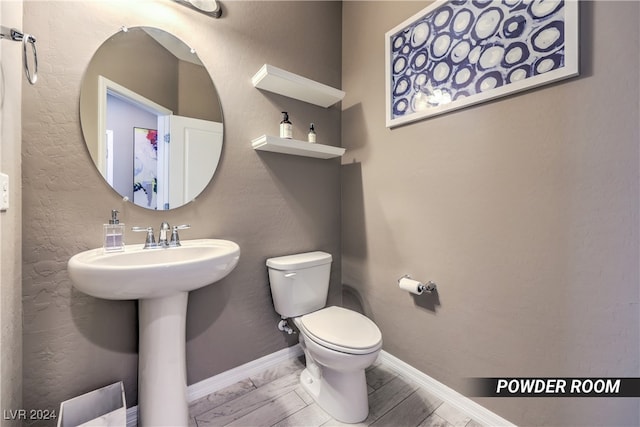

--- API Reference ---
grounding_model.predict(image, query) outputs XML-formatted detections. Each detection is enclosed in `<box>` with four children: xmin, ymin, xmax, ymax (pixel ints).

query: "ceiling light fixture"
<box><xmin>173</xmin><ymin>0</ymin><xmax>222</xmax><ymax>19</ymax></box>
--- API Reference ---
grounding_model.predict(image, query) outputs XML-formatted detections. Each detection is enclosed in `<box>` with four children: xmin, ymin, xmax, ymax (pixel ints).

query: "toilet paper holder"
<box><xmin>398</xmin><ymin>274</ymin><xmax>437</xmax><ymax>294</ymax></box>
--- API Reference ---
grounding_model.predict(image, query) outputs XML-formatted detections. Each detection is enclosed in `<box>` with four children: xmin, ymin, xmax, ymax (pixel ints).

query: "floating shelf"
<box><xmin>252</xmin><ymin>135</ymin><xmax>345</xmax><ymax>159</ymax></box>
<box><xmin>252</xmin><ymin>64</ymin><xmax>346</xmax><ymax>108</ymax></box>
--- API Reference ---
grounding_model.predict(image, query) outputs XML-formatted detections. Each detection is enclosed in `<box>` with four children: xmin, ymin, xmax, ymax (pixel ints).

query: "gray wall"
<box><xmin>1</xmin><ymin>1</ymin><xmax>23</xmax><ymax>423</ymax></box>
<box><xmin>22</xmin><ymin>0</ymin><xmax>342</xmax><ymax>412</ymax></box>
<box><xmin>342</xmin><ymin>2</ymin><xmax>639</xmax><ymax>426</ymax></box>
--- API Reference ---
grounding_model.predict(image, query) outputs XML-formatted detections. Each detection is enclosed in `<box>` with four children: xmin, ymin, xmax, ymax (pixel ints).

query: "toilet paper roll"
<box><xmin>398</xmin><ymin>277</ymin><xmax>423</xmax><ymax>295</ymax></box>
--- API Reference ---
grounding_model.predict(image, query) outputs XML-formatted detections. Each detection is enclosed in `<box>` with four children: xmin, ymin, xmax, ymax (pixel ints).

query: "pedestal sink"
<box><xmin>68</xmin><ymin>239</ymin><xmax>240</xmax><ymax>427</ymax></box>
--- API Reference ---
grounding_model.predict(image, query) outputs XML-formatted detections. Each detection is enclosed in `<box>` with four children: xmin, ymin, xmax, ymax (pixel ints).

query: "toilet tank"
<box><xmin>266</xmin><ymin>251</ymin><xmax>332</xmax><ymax>318</ymax></box>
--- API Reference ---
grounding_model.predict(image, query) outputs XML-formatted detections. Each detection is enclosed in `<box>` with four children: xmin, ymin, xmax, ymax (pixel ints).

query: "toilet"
<box><xmin>266</xmin><ymin>251</ymin><xmax>382</xmax><ymax>423</ymax></box>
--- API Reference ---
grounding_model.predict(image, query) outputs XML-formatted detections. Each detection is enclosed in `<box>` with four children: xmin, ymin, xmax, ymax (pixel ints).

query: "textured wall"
<box><xmin>342</xmin><ymin>2</ymin><xmax>639</xmax><ymax>426</ymax></box>
<box><xmin>22</xmin><ymin>0</ymin><xmax>342</xmax><ymax>413</ymax></box>
<box><xmin>0</xmin><ymin>1</ymin><xmax>23</xmax><ymax>423</ymax></box>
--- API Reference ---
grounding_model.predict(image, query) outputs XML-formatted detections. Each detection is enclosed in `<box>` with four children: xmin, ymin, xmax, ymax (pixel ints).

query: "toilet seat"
<box><xmin>297</xmin><ymin>306</ymin><xmax>382</xmax><ymax>355</ymax></box>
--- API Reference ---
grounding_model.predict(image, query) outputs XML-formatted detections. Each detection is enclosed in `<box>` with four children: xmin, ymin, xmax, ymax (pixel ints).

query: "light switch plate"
<box><xmin>0</xmin><ymin>173</ymin><xmax>9</xmax><ymax>211</ymax></box>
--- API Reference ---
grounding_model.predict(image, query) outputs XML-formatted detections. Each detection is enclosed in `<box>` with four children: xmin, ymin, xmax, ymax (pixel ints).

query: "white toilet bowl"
<box><xmin>293</xmin><ymin>306</ymin><xmax>382</xmax><ymax>423</ymax></box>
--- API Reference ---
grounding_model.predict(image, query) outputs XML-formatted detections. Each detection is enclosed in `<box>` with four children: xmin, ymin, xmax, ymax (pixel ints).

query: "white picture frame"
<box><xmin>385</xmin><ymin>0</ymin><xmax>579</xmax><ymax>128</ymax></box>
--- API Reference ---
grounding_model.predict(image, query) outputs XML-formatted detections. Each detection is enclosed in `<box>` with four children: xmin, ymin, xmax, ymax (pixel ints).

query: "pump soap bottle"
<box><xmin>104</xmin><ymin>209</ymin><xmax>125</xmax><ymax>252</ymax></box>
<box><xmin>280</xmin><ymin>112</ymin><xmax>293</xmax><ymax>139</ymax></box>
<box><xmin>308</xmin><ymin>123</ymin><xmax>316</xmax><ymax>143</ymax></box>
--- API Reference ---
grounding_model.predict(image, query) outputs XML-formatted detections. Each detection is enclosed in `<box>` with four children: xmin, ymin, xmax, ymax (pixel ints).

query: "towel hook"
<box><xmin>1</xmin><ymin>27</ymin><xmax>38</xmax><ymax>85</ymax></box>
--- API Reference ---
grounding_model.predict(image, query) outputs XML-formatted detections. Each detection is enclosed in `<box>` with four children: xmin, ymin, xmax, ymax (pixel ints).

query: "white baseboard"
<box><xmin>378</xmin><ymin>350</ymin><xmax>515</xmax><ymax>427</ymax></box>
<box><xmin>127</xmin><ymin>345</ymin><xmax>512</xmax><ymax>427</ymax></box>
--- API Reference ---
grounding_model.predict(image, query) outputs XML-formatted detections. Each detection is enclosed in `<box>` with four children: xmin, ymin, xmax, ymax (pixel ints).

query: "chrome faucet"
<box><xmin>132</xmin><ymin>223</ymin><xmax>191</xmax><ymax>248</ymax></box>
<box><xmin>158</xmin><ymin>222</ymin><xmax>171</xmax><ymax>247</ymax></box>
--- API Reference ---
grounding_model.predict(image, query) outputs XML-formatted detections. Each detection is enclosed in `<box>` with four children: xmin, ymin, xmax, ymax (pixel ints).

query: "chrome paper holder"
<box><xmin>398</xmin><ymin>274</ymin><xmax>437</xmax><ymax>294</ymax></box>
<box><xmin>0</xmin><ymin>26</ymin><xmax>38</xmax><ymax>85</ymax></box>
<box><xmin>419</xmin><ymin>281</ymin><xmax>437</xmax><ymax>294</ymax></box>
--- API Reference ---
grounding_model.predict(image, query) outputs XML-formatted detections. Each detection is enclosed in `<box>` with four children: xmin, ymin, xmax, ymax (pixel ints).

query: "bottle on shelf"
<box><xmin>280</xmin><ymin>112</ymin><xmax>293</xmax><ymax>139</ymax></box>
<box><xmin>308</xmin><ymin>123</ymin><xmax>316</xmax><ymax>143</ymax></box>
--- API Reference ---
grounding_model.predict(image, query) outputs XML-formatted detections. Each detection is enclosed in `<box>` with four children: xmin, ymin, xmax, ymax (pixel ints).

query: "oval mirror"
<box><xmin>80</xmin><ymin>26</ymin><xmax>223</xmax><ymax>210</ymax></box>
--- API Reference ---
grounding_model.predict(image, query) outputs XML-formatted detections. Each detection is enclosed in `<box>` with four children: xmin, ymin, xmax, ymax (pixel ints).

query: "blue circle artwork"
<box><xmin>390</xmin><ymin>0</ymin><xmax>567</xmax><ymax>119</ymax></box>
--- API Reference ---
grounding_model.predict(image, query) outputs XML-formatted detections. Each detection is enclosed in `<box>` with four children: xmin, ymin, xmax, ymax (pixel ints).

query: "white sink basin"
<box><xmin>68</xmin><ymin>238</ymin><xmax>240</xmax><ymax>299</ymax></box>
<box><xmin>67</xmin><ymin>238</ymin><xmax>240</xmax><ymax>427</ymax></box>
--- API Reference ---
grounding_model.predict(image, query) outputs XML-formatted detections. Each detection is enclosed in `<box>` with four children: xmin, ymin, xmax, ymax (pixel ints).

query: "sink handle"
<box><xmin>132</xmin><ymin>226</ymin><xmax>157</xmax><ymax>249</ymax></box>
<box><xmin>169</xmin><ymin>224</ymin><xmax>191</xmax><ymax>247</ymax></box>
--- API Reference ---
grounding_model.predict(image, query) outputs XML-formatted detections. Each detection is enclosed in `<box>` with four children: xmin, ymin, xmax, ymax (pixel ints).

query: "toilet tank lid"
<box><xmin>266</xmin><ymin>251</ymin><xmax>332</xmax><ymax>270</ymax></box>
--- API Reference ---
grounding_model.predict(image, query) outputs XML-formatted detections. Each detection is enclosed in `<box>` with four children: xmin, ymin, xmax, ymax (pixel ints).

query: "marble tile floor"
<box><xmin>189</xmin><ymin>356</ymin><xmax>484</xmax><ymax>427</ymax></box>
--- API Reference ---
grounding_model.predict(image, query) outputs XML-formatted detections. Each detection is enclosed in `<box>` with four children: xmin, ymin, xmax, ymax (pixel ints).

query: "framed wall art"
<box><xmin>385</xmin><ymin>0</ymin><xmax>579</xmax><ymax>128</ymax></box>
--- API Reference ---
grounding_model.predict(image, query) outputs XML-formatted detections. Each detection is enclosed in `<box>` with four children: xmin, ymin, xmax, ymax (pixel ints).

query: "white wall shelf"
<box><xmin>252</xmin><ymin>64</ymin><xmax>346</xmax><ymax>108</ymax></box>
<box><xmin>252</xmin><ymin>135</ymin><xmax>345</xmax><ymax>159</ymax></box>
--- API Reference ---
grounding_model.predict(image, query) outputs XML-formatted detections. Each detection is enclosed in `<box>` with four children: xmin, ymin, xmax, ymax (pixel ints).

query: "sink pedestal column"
<box><xmin>138</xmin><ymin>292</ymin><xmax>189</xmax><ymax>426</ymax></box>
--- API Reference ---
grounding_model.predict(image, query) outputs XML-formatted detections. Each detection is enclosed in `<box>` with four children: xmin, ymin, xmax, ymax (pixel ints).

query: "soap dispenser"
<box><xmin>104</xmin><ymin>209</ymin><xmax>125</xmax><ymax>252</ymax></box>
<box><xmin>280</xmin><ymin>112</ymin><xmax>293</xmax><ymax>139</ymax></box>
<box><xmin>308</xmin><ymin>123</ymin><xmax>316</xmax><ymax>143</ymax></box>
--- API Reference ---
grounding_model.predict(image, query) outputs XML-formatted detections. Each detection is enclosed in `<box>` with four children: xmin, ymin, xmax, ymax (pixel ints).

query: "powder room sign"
<box><xmin>385</xmin><ymin>0</ymin><xmax>579</xmax><ymax>128</ymax></box>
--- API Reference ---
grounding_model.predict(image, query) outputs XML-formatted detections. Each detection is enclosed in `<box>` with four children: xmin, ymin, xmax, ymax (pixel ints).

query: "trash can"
<box><xmin>57</xmin><ymin>382</ymin><xmax>126</xmax><ymax>427</ymax></box>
